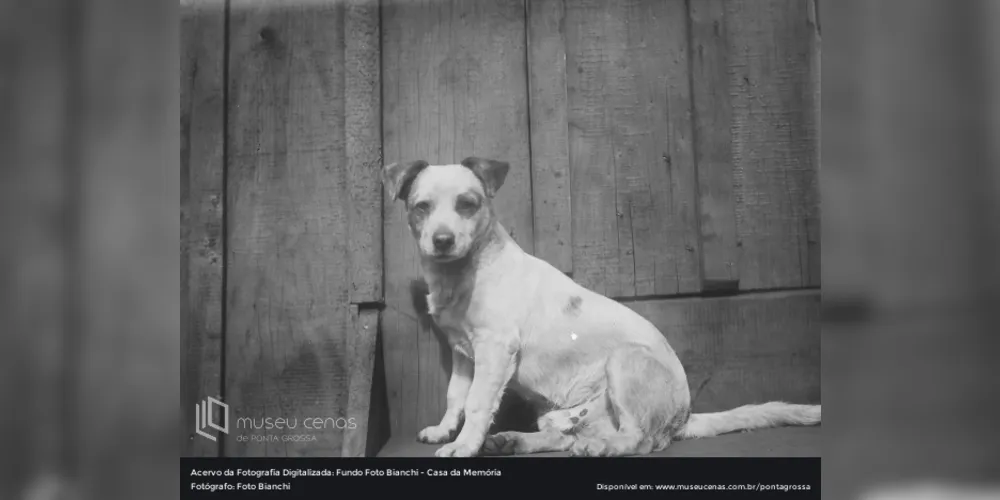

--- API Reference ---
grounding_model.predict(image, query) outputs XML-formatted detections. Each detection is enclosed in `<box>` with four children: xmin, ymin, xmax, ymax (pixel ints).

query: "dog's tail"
<box><xmin>675</xmin><ymin>402</ymin><xmax>820</xmax><ymax>440</ymax></box>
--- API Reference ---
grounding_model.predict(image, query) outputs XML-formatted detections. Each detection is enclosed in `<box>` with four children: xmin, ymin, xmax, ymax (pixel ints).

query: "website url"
<box><xmin>596</xmin><ymin>483</ymin><xmax>813</xmax><ymax>492</ymax></box>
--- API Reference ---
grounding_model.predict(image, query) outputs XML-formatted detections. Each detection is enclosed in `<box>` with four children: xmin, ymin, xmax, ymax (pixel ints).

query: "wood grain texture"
<box><xmin>565</xmin><ymin>0</ymin><xmax>700</xmax><ymax>298</ymax></box>
<box><xmin>527</xmin><ymin>0</ymin><xmax>572</xmax><ymax>274</ymax></box>
<box><xmin>727</xmin><ymin>0</ymin><xmax>820</xmax><ymax>290</ymax></box>
<box><xmin>381</xmin><ymin>0</ymin><xmax>532</xmax><ymax>440</ymax></box>
<box><xmin>689</xmin><ymin>0</ymin><xmax>739</xmax><ymax>291</ymax></box>
<box><xmin>345</xmin><ymin>0</ymin><xmax>383</xmax><ymax>304</ymax></box>
<box><xmin>364</xmin><ymin>321</ymin><xmax>391</xmax><ymax>456</ymax></box>
<box><xmin>626</xmin><ymin>290</ymin><xmax>820</xmax><ymax>412</ymax></box>
<box><xmin>342</xmin><ymin>306</ymin><xmax>379</xmax><ymax>457</ymax></box>
<box><xmin>226</xmin><ymin>0</ymin><xmax>351</xmax><ymax>456</ymax></box>
<box><xmin>181</xmin><ymin>0</ymin><xmax>225</xmax><ymax>458</ymax></box>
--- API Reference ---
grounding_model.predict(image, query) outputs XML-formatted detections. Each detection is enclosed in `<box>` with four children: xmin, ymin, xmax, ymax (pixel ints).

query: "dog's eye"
<box><xmin>456</xmin><ymin>199</ymin><xmax>479</xmax><ymax>213</ymax></box>
<box><xmin>413</xmin><ymin>201</ymin><xmax>430</xmax><ymax>212</ymax></box>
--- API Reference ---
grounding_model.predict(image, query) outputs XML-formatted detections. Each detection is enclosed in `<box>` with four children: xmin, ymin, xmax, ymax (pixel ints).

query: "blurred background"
<box><xmin>822</xmin><ymin>0</ymin><xmax>1000</xmax><ymax>498</ymax></box>
<box><xmin>0</xmin><ymin>0</ymin><xmax>997</xmax><ymax>499</ymax></box>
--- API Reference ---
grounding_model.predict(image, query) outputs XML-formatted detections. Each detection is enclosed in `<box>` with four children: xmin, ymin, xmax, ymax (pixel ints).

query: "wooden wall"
<box><xmin>379</xmin><ymin>0</ymin><xmax>820</xmax><ymax>441</ymax></box>
<box><xmin>181</xmin><ymin>0</ymin><xmax>820</xmax><ymax>456</ymax></box>
<box><xmin>182</xmin><ymin>0</ymin><xmax>384</xmax><ymax>457</ymax></box>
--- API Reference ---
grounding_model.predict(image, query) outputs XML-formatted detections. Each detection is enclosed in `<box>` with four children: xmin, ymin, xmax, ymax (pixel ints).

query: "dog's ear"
<box><xmin>382</xmin><ymin>160</ymin><xmax>429</xmax><ymax>201</ymax></box>
<box><xmin>460</xmin><ymin>157</ymin><xmax>510</xmax><ymax>198</ymax></box>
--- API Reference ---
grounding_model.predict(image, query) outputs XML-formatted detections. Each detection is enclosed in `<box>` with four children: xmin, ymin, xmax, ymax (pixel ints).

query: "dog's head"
<box><xmin>382</xmin><ymin>157</ymin><xmax>509</xmax><ymax>262</ymax></box>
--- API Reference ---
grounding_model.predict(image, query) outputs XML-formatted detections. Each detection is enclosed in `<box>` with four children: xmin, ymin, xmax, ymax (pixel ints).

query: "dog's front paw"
<box><xmin>434</xmin><ymin>441</ymin><xmax>479</xmax><ymax>458</ymax></box>
<box><xmin>417</xmin><ymin>425</ymin><xmax>457</xmax><ymax>444</ymax></box>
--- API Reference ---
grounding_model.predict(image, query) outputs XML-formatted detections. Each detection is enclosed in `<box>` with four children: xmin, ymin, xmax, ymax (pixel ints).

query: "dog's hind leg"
<box><xmin>570</xmin><ymin>347</ymin><xmax>687</xmax><ymax>457</ymax></box>
<box><xmin>481</xmin><ymin>429</ymin><xmax>573</xmax><ymax>455</ymax></box>
<box><xmin>481</xmin><ymin>397</ymin><xmax>606</xmax><ymax>455</ymax></box>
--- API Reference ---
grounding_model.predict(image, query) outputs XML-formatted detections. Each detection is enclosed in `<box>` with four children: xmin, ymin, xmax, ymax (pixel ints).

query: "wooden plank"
<box><xmin>527</xmin><ymin>0</ymin><xmax>572</xmax><ymax>274</ymax></box>
<box><xmin>381</xmin><ymin>0</ymin><xmax>532</xmax><ymax>440</ymax></box>
<box><xmin>365</xmin><ymin>323</ymin><xmax>391</xmax><ymax>456</ymax></box>
<box><xmin>181</xmin><ymin>0</ymin><xmax>225</xmax><ymax>458</ymax></box>
<box><xmin>226</xmin><ymin>0</ymin><xmax>352</xmax><ymax>456</ymax></box>
<box><xmin>565</xmin><ymin>0</ymin><xmax>700</xmax><ymax>298</ymax></box>
<box><xmin>0</xmin><ymin>0</ymin><xmax>72</xmax><ymax>494</ymax></box>
<box><xmin>345</xmin><ymin>0</ymin><xmax>383</xmax><ymax>304</ymax></box>
<box><xmin>342</xmin><ymin>307</ymin><xmax>379</xmax><ymax>457</ymax></box>
<box><xmin>727</xmin><ymin>0</ymin><xmax>820</xmax><ymax>290</ymax></box>
<box><xmin>626</xmin><ymin>290</ymin><xmax>820</xmax><ymax>412</ymax></box>
<box><xmin>379</xmin><ymin>308</ymin><xmax>423</xmax><ymax>439</ymax></box>
<box><xmin>564</xmin><ymin>0</ymin><xmax>618</xmax><ymax>297</ymax></box>
<box><xmin>689</xmin><ymin>0</ymin><xmax>739</xmax><ymax>291</ymax></box>
<box><xmin>805</xmin><ymin>0</ymin><xmax>822</xmax><ymax>289</ymax></box>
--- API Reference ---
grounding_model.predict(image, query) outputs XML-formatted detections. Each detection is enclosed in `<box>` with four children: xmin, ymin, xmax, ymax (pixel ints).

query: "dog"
<box><xmin>381</xmin><ymin>157</ymin><xmax>821</xmax><ymax>457</ymax></box>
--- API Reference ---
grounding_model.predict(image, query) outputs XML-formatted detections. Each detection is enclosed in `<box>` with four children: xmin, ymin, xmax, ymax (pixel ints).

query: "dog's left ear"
<box><xmin>382</xmin><ymin>160</ymin><xmax>429</xmax><ymax>201</ymax></box>
<box><xmin>461</xmin><ymin>157</ymin><xmax>510</xmax><ymax>198</ymax></box>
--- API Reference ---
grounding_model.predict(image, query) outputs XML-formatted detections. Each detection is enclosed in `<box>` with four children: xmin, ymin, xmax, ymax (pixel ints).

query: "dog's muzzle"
<box><xmin>432</xmin><ymin>230</ymin><xmax>455</xmax><ymax>254</ymax></box>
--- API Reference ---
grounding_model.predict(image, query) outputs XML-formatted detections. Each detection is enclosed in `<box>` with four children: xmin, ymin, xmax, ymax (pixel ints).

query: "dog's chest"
<box><xmin>427</xmin><ymin>291</ymin><xmax>475</xmax><ymax>358</ymax></box>
<box><xmin>433</xmin><ymin>313</ymin><xmax>474</xmax><ymax>359</ymax></box>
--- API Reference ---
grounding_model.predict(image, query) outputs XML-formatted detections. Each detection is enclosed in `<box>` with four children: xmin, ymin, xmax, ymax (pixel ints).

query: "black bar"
<box><xmin>181</xmin><ymin>457</ymin><xmax>820</xmax><ymax>498</ymax></box>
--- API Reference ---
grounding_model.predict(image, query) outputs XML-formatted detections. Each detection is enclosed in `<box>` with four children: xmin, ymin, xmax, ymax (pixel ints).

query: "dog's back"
<box><xmin>480</xmin><ymin>226</ymin><xmax>692</xmax><ymax>413</ymax></box>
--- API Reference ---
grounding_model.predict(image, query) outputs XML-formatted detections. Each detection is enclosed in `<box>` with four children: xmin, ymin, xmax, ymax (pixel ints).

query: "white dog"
<box><xmin>382</xmin><ymin>157</ymin><xmax>820</xmax><ymax>457</ymax></box>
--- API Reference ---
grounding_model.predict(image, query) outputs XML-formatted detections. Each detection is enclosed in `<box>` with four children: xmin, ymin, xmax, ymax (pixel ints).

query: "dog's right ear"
<box><xmin>382</xmin><ymin>160</ymin><xmax>429</xmax><ymax>201</ymax></box>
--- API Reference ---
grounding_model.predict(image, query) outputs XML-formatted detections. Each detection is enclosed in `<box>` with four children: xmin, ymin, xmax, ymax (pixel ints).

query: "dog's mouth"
<box><xmin>429</xmin><ymin>252</ymin><xmax>461</xmax><ymax>263</ymax></box>
<box><xmin>424</xmin><ymin>245</ymin><xmax>466</xmax><ymax>262</ymax></box>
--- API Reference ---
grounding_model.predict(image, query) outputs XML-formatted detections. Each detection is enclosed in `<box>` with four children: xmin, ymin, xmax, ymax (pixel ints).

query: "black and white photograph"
<box><xmin>181</xmin><ymin>0</ymin><xmax>821</xmax><ymax>463</ymax></box>
<box><xmin>7</xmin><ymin>0</ymin><xmax>1000</xmax><ymax>499</ymax></box>
<box><xmin>181</xmin><ymin>0</ymin><xmax>821</xmax><ymax>464</ymax></box>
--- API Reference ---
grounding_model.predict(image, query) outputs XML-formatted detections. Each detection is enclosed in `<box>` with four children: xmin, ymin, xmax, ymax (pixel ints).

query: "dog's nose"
<box><xmin>432</xmin><ymin>231</ymin><xmax>455</xmax><ymax>251</ymax></box>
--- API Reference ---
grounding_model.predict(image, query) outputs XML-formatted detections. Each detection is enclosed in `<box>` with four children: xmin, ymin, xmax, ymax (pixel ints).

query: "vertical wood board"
<box><xmin>565</xmin><ymin>0</ymin><xmax>701</xmax><ymax>298</ymax></box>
<box><xmin>727</xmin><ymin>0</ymin><xmax>820</xmax><ymax>290</ymax></box>
<box><xmin>527</xmin><ymin>0</ymin><xmax>573</xmax><ymax>274</ymax></box>
<box><xmin>226</xmin><ymin>0</ymin><xmax>352</xmax><ymax>456</ymax></box>
<box><xmin>181</xmin><ymin>0</ymin><xmax>226</xmax><ymax>458</ymax></box>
